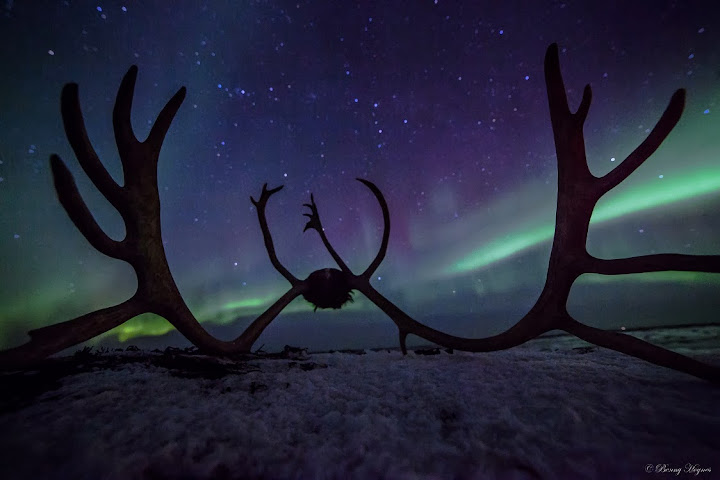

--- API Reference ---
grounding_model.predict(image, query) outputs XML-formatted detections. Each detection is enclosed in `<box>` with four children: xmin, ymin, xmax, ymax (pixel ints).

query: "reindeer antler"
<box><xmin>302</xmin><ymin>180</ymin><xmax>543</xmax><ymax>354</ymax></box>
<box><xmin>303</xmin><ymin>192</ymin><xmax>352</xmax><ymax>275</ymax></box>
<box><xmin>0</xmin><ymin>67</ymin><xmax>306</xmax><ymax>369</ymax></box>
<box><xmin>3</xmin><ymin>46</ymin><xmax>718</xmax><ymax>384</ymax></box>
<box><xmin>298</xmin><ymin>44</ymin><xmax>720</xmax><ymax>383</ymax></box>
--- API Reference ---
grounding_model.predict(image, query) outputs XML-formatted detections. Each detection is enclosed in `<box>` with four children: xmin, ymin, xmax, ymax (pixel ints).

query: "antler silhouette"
<box><xmin>0</xmin><ymin>67</ymin><xmax>307</xmax><ymax>369</ymax></box>
<box><xmin>2</xmin><ymin>45</ymin><xmax>718</xmax><ymax>384</ymax></box>
<box><xmin>293</xmin><ymin>44</ymin><xmax>720</xmax><ymax>383</ymax></box>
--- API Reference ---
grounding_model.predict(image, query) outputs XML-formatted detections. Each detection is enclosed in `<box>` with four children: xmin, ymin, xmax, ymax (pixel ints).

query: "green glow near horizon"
<box><xmin>105</xmin><ymin>314</ymin><xmax>175</xmax><ymax>343</ymax></box>
<box><xmin>590</xmin><ymin>168</ymin><xmax>720</xmax><ymax>224</ymax></box>
<box><xmin>22</xmin><ymin>166</ymin><xmax>717</xmax><ymax>346</ymax></box>
<box><xmin>222</xmin><ymin>297</ymin><xmax>269</xmax><ymax>311</ymax></box>
<box><xmin>99</xmin><ymin>287</ymin><xmax>375</xmax><ymax>343</ymax></box>
<box><xmin>101</xmin><ymin>295</ymin><xmax>282</xmax><ymax>342</ymax></box>
<box><xmin>451</xmin><ymin>225</ymin><xmax>555</xmax><ymax>273</ymax></box>
<box><xmin>109</xmin><ymin>164</ymin><xmax>720</xmax><ymax>343</ymax></box>
<box><xmin>449</xmin><ymin>166</ymin><xmax>720</xmax><ymax>275</ymax></box>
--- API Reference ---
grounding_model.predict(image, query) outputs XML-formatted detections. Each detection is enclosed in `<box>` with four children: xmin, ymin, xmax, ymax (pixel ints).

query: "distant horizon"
<box><xmin>26</xmin><ymin>322</ymin><xmax>717</xmax><ymax>361</ymax></box>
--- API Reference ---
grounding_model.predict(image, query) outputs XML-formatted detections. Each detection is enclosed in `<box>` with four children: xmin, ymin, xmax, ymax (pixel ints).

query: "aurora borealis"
<box><xmin>1</xmin><ymin>1</ymin><xmax>719</xmax><ymax>351</ymax></box>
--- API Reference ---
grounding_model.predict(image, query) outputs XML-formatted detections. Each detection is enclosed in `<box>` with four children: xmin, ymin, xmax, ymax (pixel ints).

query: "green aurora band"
<box><xmin>108</xmin><ymin>164</ymin><xmax>720</xmax><ymax>343</ymax></box>
<box><xmin>448</xmin><ymin>165</ymin><xmax>720</xmax><ymax>275</ymax></box>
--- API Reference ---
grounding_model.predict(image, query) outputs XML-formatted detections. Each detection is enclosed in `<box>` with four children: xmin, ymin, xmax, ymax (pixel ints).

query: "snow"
<box><xmin>1</xmin><ymin>327</ymin><xmax>718</xmax><ymax>480</ymax></box>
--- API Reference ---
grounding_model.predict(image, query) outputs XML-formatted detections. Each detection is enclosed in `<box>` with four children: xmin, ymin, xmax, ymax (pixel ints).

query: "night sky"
<box><xmin>1</xmin><ymin>1</ymin><xmax>719</xmax><ymax>351</ymax></box>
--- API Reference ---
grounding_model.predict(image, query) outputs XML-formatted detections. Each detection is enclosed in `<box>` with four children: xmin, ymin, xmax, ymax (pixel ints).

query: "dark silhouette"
<box><xmin>301</xmin><ymin>268</ymin><xmax>354</xmax><ymax>311</ymax></box>
<box><xmin>1</xmin><ymin>44</ymin><xmax>718</xmax><ymax>383</ymax></box>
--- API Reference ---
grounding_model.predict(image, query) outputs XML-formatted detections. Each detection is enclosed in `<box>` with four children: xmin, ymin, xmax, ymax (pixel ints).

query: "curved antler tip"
<box><xmin>257</xmin><ymin>183</ymin><xmax>283</xmax><ymax>199</ymax></box>
<box><xmin>49</xmin><ymin>153</ymin><xmax>67</xmax><ymax>169</ymax></box>
<box><xmin>122</xmin><ymin>65</ymin><xmax>139</xmax><ymax>86</ymax></box>
<box><xmin>672</xmin><ymin>88</ymin><xmax>686</xmax><ymax>103</ymax></box>
<box><xmin>356</xmin><ymin>178</ymin><xmax>377</xmax><ymax>188</ymax></box>
<box><xmin>357</xmin><ymin>178</ymin><xmax>382</xmax><ymax>196</ymax></box>
<box><xmin>49</xmin><ymin>154</ymin><xmax>67</xmax><ymax>178</ymax></box>
<box><xmin>577</xmin><ymin>84</ymin><xmax>593</xmax><ymax>114</ymax></box>
<box><xmin>49</xmin><ymin>154</ymin><xmax>72</xmax><ymax>186</ymax></box>
<box><xmin>61</xmin><ymin>82</ymin><xmax>79</xmax><ymax>97</ymax></box>
<box><xmin>546</xmin><ymin>43</ymin><xmax>559</xmax><ymax>57</ymax></box>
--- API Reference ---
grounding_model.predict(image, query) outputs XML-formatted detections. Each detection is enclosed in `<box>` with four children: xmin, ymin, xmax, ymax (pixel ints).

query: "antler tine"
<box><xmin>0</xmin><ymin>298</ymin><xmax>145</xmax><ymax>369</ymax></box>
<box><xmin>598</xmin><ymin>89</ymin><xmax>685</xmax><ymax>196</ymax></box>
<box><xmin>50</xmin><ymin>154</ymin><xmax>128</xmax><ymax>260</ymax></box>
<box><xmin>563</xmin><ymin>319</ymin><xmax>720</xmax><ymax>383</ymax></box>
<box><xmin>544</xmin><ymin>43</ymin><xmax>595</xmax><ymax>187</ymax></box>
<box><xmin>545</xmin><ymin>44</ymin><xmax>594</xmax><ymax>127</ymax></box>
<box><xmin>302</xmin><ymin>192</ymin><xmax>352</xmax><ymax>275</ymax></box>
<box><xmin>146</xmin><ymin>86</ymin><xmax>187</xmax><ymax>153</ymax></box>
<box><xmin>112</xmin><ymin>65</ymin><xmax>142</xmax><ymax>169</ymax></box>
<box><xmin>61</xmin><ymin>82</ymin><xmax>124</xmax><ymax>208</ymax></box>
<box><xmin>574</xmin><ymin>84</ymin><xmax>592</xmax><ymax>124</ymax></box>
<box><xmin>356</xmin><ymin>178</ymin><xmax>390</xmax><ymax>280</ymax></box>
<box><xmin>544</xmin><ymin>43</ymin><xmax>571</xmax><ymax>122</ymax></box>
<box><xmin>251</xmin><ymin>183</ymin><xmax>300</xmax><ymax>286</ymax></box>
<box><xmin>250</xmin><ymin>182</ymin><xmax>284</xmax><ymax>206</ymax></box>
<box><xmin>113</xmin><ymin>65</ymin><xmax>187</xmax><ymax>177</ymax></box>
<box><xmin>302</xmin><ymin>193</ymin><xmax>321</xmax><ymax>232</ymax></box>
<box><xmin>235</xmin><ymin>284</ymin><xmax>309</xmax><ymax>348</ymax></box>
<box><xmin>590</xmin><ymin>252</ymin><xmax>720</xmax><ymax>276</ymax></box>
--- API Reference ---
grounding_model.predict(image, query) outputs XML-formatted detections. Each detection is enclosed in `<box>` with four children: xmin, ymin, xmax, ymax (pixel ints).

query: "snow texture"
<box><xmin>1</xmin><ymin>327</ymin><xmax>718</xmax><ymax>480</ymax></box>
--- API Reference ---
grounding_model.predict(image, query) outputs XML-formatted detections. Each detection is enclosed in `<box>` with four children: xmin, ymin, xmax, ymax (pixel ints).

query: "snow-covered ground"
<box><xmin>1</xmin><ymin>326</ymin><xmax>718</xmax><ymax>480</ymax></box>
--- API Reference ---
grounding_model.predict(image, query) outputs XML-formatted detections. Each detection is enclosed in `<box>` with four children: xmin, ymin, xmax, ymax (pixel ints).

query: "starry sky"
<box><xmin>1</xmin><ymin>1</ymin><xmax>719</xmax><ymax>351</ymax></box>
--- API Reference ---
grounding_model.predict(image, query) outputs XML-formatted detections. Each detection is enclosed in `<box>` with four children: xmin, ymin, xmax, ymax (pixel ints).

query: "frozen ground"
<box><xmin>0</xmin><ymin>326</ymin><xmax>718</xmax><ymax>480</ymax></box>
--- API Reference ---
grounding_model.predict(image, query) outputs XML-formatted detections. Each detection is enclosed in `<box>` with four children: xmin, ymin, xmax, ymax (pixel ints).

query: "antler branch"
<box><xmin>303</xmin><ymin>193</ymin><xmax>352</xmax><ymax>274</ymax></box>
<box><xmin>0</xmin><ymin>298</ymin><xmax>145</xmax><ymax>368</ymax></box>
<box><xmin>356</xmin><ymin>283</ymin><xmax>541</xmax><ymax>355</ymax></box>
<box><xmin>357</xmin><ymin>178</ymin><xmax>390</xmax><ymax>280</ymax></box>
<box><xmin>598</xmin><ymin>89</ymin><xmax>685</xmax><ymax>195</ymax></box>
<box><xmin>309</xmin><ymin>43</ymin><xmax>719</xmax><ymax>383</ymax></box>
<box><xmin>563</xmin><ymin>319</ymin><xmax>719</xmax><ymax>382</ymax></box>
<box><xmin>146</xmin><ymin>81</ymin><xmax>187</xmax><ymax>153</ymax></box>
<box><xmin>50</xmin><ymin>154</ymin><xmax>128</xmax><ymax>259</ymax></box>
<box><xmin>112</xmin><ymin>65</ymin><xmax>141</xmax><ymax>163</ymax></box>
<box><xmin>590</xmin><ymin>254</ymin><xmax>720</xmax><ymax>275</ymax></box>
<box><xmin>61</xmin><ymin>82</ymin><xmax>124</xmax><ymax>208</ymax></box>
<box><xmin>0</xmin><ymin>67</ymin><xmax>306</xmax><ymax>369</ymax></box>
<box><xmin>251</xmin><ymin>184</ymin><xmax>301</xmax><ymax>285</ymax></box>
